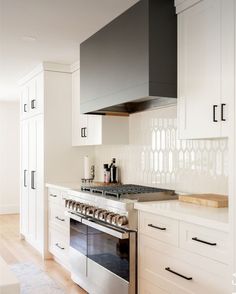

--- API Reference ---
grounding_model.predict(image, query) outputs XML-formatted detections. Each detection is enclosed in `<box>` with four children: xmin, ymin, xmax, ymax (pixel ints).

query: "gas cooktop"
<box><xmin>81</xmin><ymin>184</ymin><xmax>175</xmax><ymax>199</ymax></box>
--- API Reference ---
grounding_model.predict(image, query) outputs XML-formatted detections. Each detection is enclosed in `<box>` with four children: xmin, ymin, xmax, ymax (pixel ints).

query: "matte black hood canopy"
<box><xmin>80</xmin><ymin>0</ymin><xmax>177</xmax><ymax>115</ymax></box>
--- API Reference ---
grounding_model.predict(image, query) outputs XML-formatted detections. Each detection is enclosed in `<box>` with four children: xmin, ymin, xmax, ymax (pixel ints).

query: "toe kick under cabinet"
<box><xmin>137</xmin><ymin>211</ymin><xmax>230</xmax><ymax>294</ymax></box>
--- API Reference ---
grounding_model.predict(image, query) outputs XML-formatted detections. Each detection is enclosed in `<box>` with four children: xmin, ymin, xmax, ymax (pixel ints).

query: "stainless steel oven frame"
<box><xmin>66</xmin><ymin>210</ymin><xmax>137</xmax><ymax>294</ymax></box>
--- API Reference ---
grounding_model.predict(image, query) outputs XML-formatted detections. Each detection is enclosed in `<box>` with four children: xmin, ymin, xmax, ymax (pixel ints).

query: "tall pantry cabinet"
<box><xmin>20</xmin><ymin>63</ymin><xmax>81</xmax><ymax>257</ymax></box>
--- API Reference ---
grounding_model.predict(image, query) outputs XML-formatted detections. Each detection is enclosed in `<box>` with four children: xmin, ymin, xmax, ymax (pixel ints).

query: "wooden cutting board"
<box><xmin>179</xmin><ymin>194</ymin><xmax>228</xmax><ymax>208</ymax></box>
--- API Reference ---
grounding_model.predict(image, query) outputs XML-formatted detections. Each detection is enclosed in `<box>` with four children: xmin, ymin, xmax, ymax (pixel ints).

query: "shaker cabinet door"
<box><xmin>21</xmin><ymin>116</ymin><xmax>44</xmax><ymax>252</ymax></box>
<box><xmin>20</xmin><ymin>120</ymin><xmax>29</xmax><ymax>236</ymax></box>
<box><xmin>178</xmin><ymin>0</ymin><xmax>234</xmax><ymax>139</ymax></box>
<box><xmin>20</xmin><ymin>85</ymin><xmax>29</xmax><ymax>120</ymax></box>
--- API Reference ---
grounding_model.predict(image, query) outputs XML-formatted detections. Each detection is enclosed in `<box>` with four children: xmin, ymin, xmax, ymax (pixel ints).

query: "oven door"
<box><xmin>83</xmin><ymin>218</ymin><xmax>136</xmax><ymax>294</ymax></box>
<box><xmin>69</xmin><ymin>213</ymin><xmax>88</xmax><ymax>286</ymax></box>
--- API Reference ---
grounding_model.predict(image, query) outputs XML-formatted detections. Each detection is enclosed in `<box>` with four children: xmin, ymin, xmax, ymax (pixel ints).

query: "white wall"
<box><xmin>0</xmin><ymin>101</ymin><xmax>20</xmax><ymax>214</ymax></box>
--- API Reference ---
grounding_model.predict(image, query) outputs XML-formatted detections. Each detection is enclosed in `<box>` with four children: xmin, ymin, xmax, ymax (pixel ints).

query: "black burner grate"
<box><xmin>81</xmin><ymin>184</ymin><xmax>171</xmax><ymax>198</ymax></box>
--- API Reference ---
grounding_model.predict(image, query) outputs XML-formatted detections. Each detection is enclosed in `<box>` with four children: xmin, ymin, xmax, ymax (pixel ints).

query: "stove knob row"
<box><xmin>65</xmin><ymin>199</ymin><xmax>128</xmax><ymax>226</ymax></box>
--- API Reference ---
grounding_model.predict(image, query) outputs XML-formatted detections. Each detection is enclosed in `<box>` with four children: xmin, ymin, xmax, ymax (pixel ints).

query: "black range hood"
<box><xmin>80</xmin><ymin>0</ymin><xmax>177</xmax><ymax>115</ymax></box>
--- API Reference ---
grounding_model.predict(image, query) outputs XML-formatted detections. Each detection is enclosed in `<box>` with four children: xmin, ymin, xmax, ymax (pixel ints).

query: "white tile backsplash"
<box><xmin>94</xmin><ymin>106</ymin><xmax>228</xmax><ymax>195</ymax></box>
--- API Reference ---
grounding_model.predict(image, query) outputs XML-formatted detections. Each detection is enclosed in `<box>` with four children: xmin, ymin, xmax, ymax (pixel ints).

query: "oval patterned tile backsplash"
<box><xmin>94</xmin><ymin>106</ymin><xmax>228</xmax><ymax>195</ymax></box>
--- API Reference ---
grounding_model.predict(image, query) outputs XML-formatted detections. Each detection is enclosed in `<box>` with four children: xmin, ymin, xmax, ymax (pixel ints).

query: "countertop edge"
<box><xmin>134</xmin><ymin>201</ymin><xmax>229</xmax><ymax>232</ymax></box>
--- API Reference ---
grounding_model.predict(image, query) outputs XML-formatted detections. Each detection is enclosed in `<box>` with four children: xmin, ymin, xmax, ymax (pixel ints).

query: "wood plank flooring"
<box><xmin>0</xmin><ymin>214</ymin><xmax>86</xmax><ymax>294</ymax></box>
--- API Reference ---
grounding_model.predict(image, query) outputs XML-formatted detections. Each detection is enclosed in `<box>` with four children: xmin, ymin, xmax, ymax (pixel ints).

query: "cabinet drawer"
<box><xmin>139</xmin><ymin>235</ymin><xmax>228</xmax><ymax>294</ymax></box>
<box><xmin>139</xmin><ymin>212</ymin><xmax>179</xmax><ymax>246</ymax></box>
<box><xmin>48</xmin><ymin>204</ymin><xmax>69</xmax><ymax>231</ymax></box>
<box><xmin>139</xmin><ymin>278</ymin><xmax>169</xmax><ymax>294</ymax></box>
<box><xmin>48</xmin><ymin>188</ymin><xmax>67</xmax><ymax>208</ymax></box>
<box><xmin>179</xmin><ymin>222</ymin><xmax>229</xmax><ymax>264</ymax></box>
<box><xmin>49</xmin><ymin>226</ymin><xmax>69</xmax><ymax>262</ymax></box>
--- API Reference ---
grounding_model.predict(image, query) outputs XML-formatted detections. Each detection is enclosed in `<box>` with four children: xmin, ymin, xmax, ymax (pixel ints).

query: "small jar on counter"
<box><xmin>103</xmin><ymin>164</ymin><xmax>110</xmax><ymax>183</ymax></box>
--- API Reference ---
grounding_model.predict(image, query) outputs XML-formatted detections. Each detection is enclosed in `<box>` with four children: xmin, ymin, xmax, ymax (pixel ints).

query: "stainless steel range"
<box><xmin>65</xmin><ymin>184</ymin><xmax>177</xmax><ymax>294</ymax></box>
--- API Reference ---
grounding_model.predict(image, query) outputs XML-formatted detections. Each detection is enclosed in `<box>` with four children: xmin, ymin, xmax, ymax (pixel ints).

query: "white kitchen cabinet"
<box><xmin>20</xmin><ymin>116</ymin><xmax>43</xmax><ymax>251</ymax></box>
<box><xmin>177</xmin><ymin>0</ymin><xmax>234</xmax><ymax>139</ymax></box>
<box><xmin>48</xmin><ymin>187</ymin><xmax>69</xmax><ymax>268</ymax></box>
<box><xmin>20</xmin><ymin>72</ymin><xmax>44</xmax><ymax>119</ymax></box>
<box><xmin>72</xmin><ymin>66</ymin><xmax>129</xmax><ymax>146</ymax></box>
<box><xmin>20</xmin><ymin>120</ymin><xmax>29</xmax><ymax>236</ymax></box>
<box><xmin>136</xmin><ymin>207</ymin><xmax>230</xmax><ymax>294</ymax></box>
<box><xmin>20</xmin><ymin>63</ymin><xmax>82</xmax><ymax>257</ymax></box>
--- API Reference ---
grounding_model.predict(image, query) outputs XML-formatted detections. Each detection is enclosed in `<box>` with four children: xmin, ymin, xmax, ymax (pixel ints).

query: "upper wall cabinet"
<box><xmin>177</xmin><ymin>0</ymin><xmax>234</xmax><ymax>139</ymax></box>
<box><xmin>20</xmin><ymin>73</ymin><xmax>44</xmax><ymax>120</ymax></box>
<box><xmin>72</xmin><ymin>67</ymin><xmax>129</xmax><ymax>146</ymax></box>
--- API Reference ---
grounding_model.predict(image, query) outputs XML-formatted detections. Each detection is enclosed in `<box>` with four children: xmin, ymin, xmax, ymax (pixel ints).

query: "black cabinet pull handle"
<box><xmin>31</xmin><ymin>171</ymin><xmax>36</xmax><ymax>190</ymax></box>
<box><xmin>31</xmin><ymin>99</ymin><xmax>36</xmax><ymax>109</ymax></box>
<box><xmin>56</xmin><ymin>216</ymin><xmax>65</xmax><ymax>222</ymax></box>
<box><xmin>24</xmin><ymin>170</ymin><xmax>27</xmax><ymax>187</ymax></box>
<box><xmin>81</xmin><ymin>128</ymin><xmax>84</xmax><ymax>138</ymax></box>
<box><xmin>23</xmin><ymin>104</ymin><xmax>27</xmax><ymax>113</ymax></box>
<box><xmin>192</xmin><ymin>237</ymin><xmax>217</xmax><ymax>246</ymax></box>
<box><xmin>50</xmin><ymin>194</ymin><xmax>57</xmax><ymax>198</ymax></box>
<box><xmin>84</xmin><ymin>127</ymin><xmax>87</xmax><ymax>138</ymax></box>
<box><xmin>148</xmin><ymin>224</ymin><xmax>166</xmax><ymax>231</ymax></box>
<box><xmin>213</xmin><ymin>105</ymin><xmax>218</xmax><ymax>122</ymax></box>
<box><xmin>165</xmin><ymin>267</ymin><xmax>192</xmax><ymax>281</ymax></box>
<box><xmin>55</xmin><ymin>243</ymin><xmax>65</xmax><ymax>250</ymax></box>
<box><xmin>221</xmin><ymin>103</ymin><xmax>226</xmax><ymax>121</ymax></box>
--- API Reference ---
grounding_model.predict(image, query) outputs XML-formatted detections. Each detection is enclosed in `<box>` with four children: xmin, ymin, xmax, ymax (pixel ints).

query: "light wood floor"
<box><xmin>0</xmin><ymin>214</ymin><xmax>86</xmax><ymax>294</ymax></box>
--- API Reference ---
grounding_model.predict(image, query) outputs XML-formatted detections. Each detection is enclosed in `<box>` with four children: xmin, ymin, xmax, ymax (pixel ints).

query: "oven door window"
<box><xmin>87</xmin><ymin>226</ymin><xmax>130</xmax><ymax>281</ymax></box>
<box><xmin>70</xmin><ymin>218</ymin><xmax>87</xmax><ymax>255</ymax></box>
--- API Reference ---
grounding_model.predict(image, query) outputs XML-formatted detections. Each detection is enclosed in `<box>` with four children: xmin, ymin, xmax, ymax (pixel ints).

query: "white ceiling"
<box><xmin>0</xmin><ymin>0</ymin><xmax>139</xmax><ymax>101</ymax></box>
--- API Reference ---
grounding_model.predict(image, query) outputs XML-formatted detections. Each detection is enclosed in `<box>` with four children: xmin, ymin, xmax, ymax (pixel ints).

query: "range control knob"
<box><xmin>116</xmin><ymin>215</ymin><xmax>128</xmax><ymax>226</ymax></box>
<box><xmin>106</xmin><ymin>213</ymin><xmax>117</xmax><ymax>223</ymax></box>
<box><xmin>99</xmin><ymin>211</ymin><xmax>109</xmax><ymax>221</ymax></box>
<box><xmin>75</xmin><ymin>202</ymin><xmax>81</xmax><ymax>212</ymax></box>
<box><xmin>85</xmin><ymin>206</ymin><xmax>95</xmax><ymax>216</ymax></box>
<box><xmin>71</xmin><ymin>201</ymin><xmax>77</xmax><ymax>210</ymax></box>
<box><xmin>94</xmin><ymin>209</ymin><xmax>105</xmax><ymax>219</ymax></box>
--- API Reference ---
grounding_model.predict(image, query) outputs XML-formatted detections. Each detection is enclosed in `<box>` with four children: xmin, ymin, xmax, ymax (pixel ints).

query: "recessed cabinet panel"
<box><xmin>21</xmin><ymin>115</ymin><xmax>43</xmax><ymax>252</ymax></box>
<box><xmin>177</xmin><ymin>0</ymin><xmax>234</xmax><ymax>139</ymax></box>
<box><xmin>20</xmin><ymin>73</ymin><xmax>44</xmax><ymax>120</ymax></box>
<box><xmin>20</xmin><ymin>120</ymin><xmax>29</xmax><ymax>236</ymax></box>
<box><xmin>21</xmin><ymin>86</ymin><xmax>29</xmax><ymax>119</ymax></box>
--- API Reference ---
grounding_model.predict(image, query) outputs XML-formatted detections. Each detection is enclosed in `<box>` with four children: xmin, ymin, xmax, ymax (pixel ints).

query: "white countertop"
<box><xmin>0</xmin><ymin>257</ymin><xmax>20</xmax><ymax>294</ymax></box>
<box><xmin>46</xmin><ymin>182</ymin><xmax>81</xmax><ymax>191</ymax></box>
<box><xmin>134</xmin><ymin>200</ymin><xmax>229</xmax><ymax>232</ymax></box>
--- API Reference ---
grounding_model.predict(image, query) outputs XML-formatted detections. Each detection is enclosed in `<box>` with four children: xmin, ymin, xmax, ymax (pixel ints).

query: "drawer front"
<box><xmin>49</xmin><ymin>226</ymin><xmax>69</xmax><ymax>261</ymax></box>
<box><xmin>139</xmin><ymin>278</ymin><xmax>169</xmax><ymax>294</ymax></box>
<box><xmin>179</xmin><ymin>222</ymin><xmax>229</xmax><ymax>264</ymax></box>
<box><xmin>48</xmin><ymin>203</ymin><xmax>69</xmax><ymax>231</ymax></box>
<box><xmin>139</xmin><ymin>212</ymin><xmax>179</xmax><ymax>246</ymax></box>
<box><xmin>139</xmin><ymin>235</ymin><xmax>229</xmax><ymax>294</ymax></box>
<box><xmin>48</xmin><ymin>188</ymin><xmax>67</xmax><ymax>208</ymax></box>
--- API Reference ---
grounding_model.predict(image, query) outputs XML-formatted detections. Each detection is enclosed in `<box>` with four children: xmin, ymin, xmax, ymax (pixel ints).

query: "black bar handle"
<box><xmin>31</xmin><ymin>171</ymin><xmax>36</xmax><ymax>190</ymax></box>
<box><xmin>50</xmin><ymin>194</ymin><xmax>57</xmax><ymax>198</ymax></box>
<box><xmin>221</xmin><ymin>103</ymin><xmax>226</xmax><ymax>121</ymax></box>
<box><xmin>31</xmin><ymin>99</ymin><xmax>36</xmax><ymax>109</ymax></box>
<box><xmin>24</xmin><ymin>170</ymin><xmax>27</xmax><ymax>187</ymax></box>
<box><xmin>81</xmin><ymin>128</ymin><xmax>84</xmax><ymax>138</ymax></box>
<box><xmin>23</xmin><ymin>103</ymin><xmax>27</xmax><ymax>113</ymax></box>
<box><xmin>213</xmin><ymin>105</ymin><xmax>218</xmax><ymax>122</ymax></box>
<box><xmin>56</xmin><ymin>216</ymin><xmax>65</xmax><ymax>222</ymax></box>
<box><xmin>192</xmin><ymin>237</ymin><xmax>217</xmax><ymax>246</ymax></box>
<box><xmin>148</xmin><ymin>224</ymin><xmax>166</xmax><ymax>231</ymax></box>
<box><xmin>55</xmin><ymin>243</ymin><xmax>65</xmax><ymax>250</ymax></box>
<box><xmin>165</xmin><ymin>267</ymin><xmax>192</xmax><ymax>281</ymax></box>
<box><xmin>84</xmin><ymin>127</ymin><xmax>87</xmax><ymax>138</ymax></box>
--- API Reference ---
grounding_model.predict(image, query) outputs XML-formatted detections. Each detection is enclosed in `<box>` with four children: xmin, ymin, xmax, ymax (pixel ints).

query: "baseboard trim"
<box><xmin>0</xmin><ymin>205</ymin><xmax>19</xmax><ymax>214</ymax></box>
